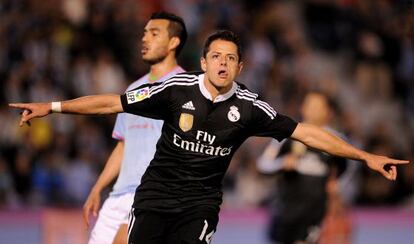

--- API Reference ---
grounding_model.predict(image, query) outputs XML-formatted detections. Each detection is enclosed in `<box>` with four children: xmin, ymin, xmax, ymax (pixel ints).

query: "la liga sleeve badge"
<box><xmin>126</xmin><ymin>87</ymin><xmax>149</xmax><ymax>104</ymax></box>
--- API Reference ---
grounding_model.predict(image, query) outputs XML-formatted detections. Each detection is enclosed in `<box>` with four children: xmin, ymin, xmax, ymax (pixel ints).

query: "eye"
<box><xmin>212</xmin><ymin>54</ymin><xmax>219</xmax><ymax>59</ymax></box>
<box><xmin>228</xmin><ymin>56</ymin><xmax>236</xmax><ymax>61</ymax></box>
<box><xmin>150</xmin><ymin>30</ymin><xmax>160</xmax><ymax>37</ymax></box>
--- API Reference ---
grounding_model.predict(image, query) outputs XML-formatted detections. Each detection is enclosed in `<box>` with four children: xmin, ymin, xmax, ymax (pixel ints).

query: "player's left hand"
<box><xmin>83</xmin><ymin>189</ymin><xmax>102</xmax><ymax>228</ymax></box>
<box><xmin>364</xmin><ymin>154</ymin><xmax>410</xmax><ymax>181</ymax></box>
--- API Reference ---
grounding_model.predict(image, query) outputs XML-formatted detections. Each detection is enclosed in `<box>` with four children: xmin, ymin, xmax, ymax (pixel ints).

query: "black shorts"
<box><xmin>127</xmin><ymin>206</ymin><xmax>218</xmax><ymax>244</ymax></box>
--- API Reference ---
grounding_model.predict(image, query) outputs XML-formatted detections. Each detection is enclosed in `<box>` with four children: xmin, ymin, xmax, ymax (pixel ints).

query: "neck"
<box><xmin>148</xmin><ymin>54</ymin><xmax>178</xmax><ymax>83</ymax></box>
<box><xmin>203</xmin><ymin>76</ymin><xmax>232</xmax><ymax>101</ymax></box>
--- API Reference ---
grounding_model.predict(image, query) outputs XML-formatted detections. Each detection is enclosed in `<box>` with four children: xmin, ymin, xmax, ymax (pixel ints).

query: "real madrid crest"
<box><xmin>227</xmin><ymin>106</ymin><xmax>240</xmax><ymax>122</ymax></box>
<box><xmin>179</xmin><ymin>113</ymin><xmax>194</xmax><ymax>132</ymax></box>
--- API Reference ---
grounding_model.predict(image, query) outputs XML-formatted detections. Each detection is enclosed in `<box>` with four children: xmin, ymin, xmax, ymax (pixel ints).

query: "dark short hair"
<box><xmin>150</xmin><ymin>11</ymin><xmax>187</xmax><ymax>57</ymax></box>
<box><xmin>202</xmin><ymin>30</ymin><xmax>243</xmax><ymax>62</ymax></box>
<box><xmin>306</xmin><ymin>90</ymin><xmax>340</xmax><ymax>115</ymax></box>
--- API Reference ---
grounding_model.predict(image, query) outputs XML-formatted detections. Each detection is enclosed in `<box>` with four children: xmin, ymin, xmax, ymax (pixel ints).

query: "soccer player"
<box><xmin>257</xmin><ymin>92</ymin><xmax>350</xmax><ymax>244</ymax></box>
<box><xmin>10</xmin><ymin>30</ymin><xmax>409</xmax><ymax>244</ymax></box>
<box><xmin>82</xmin><ymin>12</ymin><xmax>187</xmax><ymax>244</ymax></box>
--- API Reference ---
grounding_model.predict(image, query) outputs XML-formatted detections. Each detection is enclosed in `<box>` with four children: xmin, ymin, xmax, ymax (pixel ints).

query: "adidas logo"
<box><xmin>182</xmin><ymin>101</ymin><xmax>195</xmax><ymax>110</ymax></box>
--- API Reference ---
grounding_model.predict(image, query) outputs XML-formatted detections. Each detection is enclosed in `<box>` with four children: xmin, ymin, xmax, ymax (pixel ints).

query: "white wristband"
<box><xmin>51</xmin><ymin>102</ymin><xmax>62</xmax><ymax>113</ymax></box>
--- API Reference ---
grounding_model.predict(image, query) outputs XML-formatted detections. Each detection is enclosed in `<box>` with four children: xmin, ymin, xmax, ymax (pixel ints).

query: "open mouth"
<box><xmin>141</xmin><ymin>47</ymin><xmax>149</xmax><ymax>54</ymax></box>
<box><xmin>218</xmin><ymin>70</ymin><xmax>228</xmax><ymax>78</ymax></box>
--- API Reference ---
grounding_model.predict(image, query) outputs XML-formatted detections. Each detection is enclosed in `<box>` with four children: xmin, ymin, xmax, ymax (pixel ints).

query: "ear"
<box><xmin>200</xmin><ymin>57</ymin><xmax>207</xmax><ymax>72</ymax></box>
<box><xmin>168</xmin><ymin>37</ymin><xmax>180</xmax><ymax>52</ymax></box>
<box><xmin>237</xmin><ymin>61</ymin><xmax>244</xmax><ymax>74</ymax></box>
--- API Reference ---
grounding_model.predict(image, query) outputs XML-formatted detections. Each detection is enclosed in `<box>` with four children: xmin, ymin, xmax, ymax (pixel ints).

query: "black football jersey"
<box><xmin>120</xmin><ymin>71</ymin><xmax>298</xmax><ymax>213</ymax></box>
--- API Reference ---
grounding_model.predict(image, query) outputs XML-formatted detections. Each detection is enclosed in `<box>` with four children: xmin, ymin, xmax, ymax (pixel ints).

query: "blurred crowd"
<box><xmin>0</xmin><ymin>0</ymin><xmax>413</xmax><ymax>210</ymax></box>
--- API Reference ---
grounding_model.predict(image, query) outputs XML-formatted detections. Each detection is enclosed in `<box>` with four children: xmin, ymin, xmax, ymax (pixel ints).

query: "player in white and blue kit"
<box><xmin>110</xmin><ymin>66</ymin><xmax>185</xmax><ymax>197</ymax></box>
<box><xmin>82</xmin><ymin>12</ymin><xmax>187</xmax><ymax>244</ymax></box>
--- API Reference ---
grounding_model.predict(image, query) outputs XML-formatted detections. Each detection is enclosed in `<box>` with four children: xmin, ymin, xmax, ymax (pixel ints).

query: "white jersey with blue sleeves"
<box><xmin>110</xmin><ymin>66</ymin><xmax>185</xmax><ymax>196</ymax></box>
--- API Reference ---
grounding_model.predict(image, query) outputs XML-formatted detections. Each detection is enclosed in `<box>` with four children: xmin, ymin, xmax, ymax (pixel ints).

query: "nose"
<box><xmin>142</xmin><ymin>33</ymin><xmax>149</xmax><ymax>43</ymax></box>
<box><xmin>220</xmin><ymin>56</ymin><xmax>227</xmax><ymax>66</ymax></box>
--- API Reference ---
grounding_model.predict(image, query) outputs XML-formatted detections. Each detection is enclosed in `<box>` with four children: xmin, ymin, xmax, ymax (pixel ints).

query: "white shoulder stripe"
<box><xmin>149</xmin><ymin>76</ymin><xmax>198</xmax><ymax>94</ymax></box>
<box><xmin>236</xmin><ymin>87</ymin><xmax>277</xmax><ymax>119</ymax></box>
<box><xmin>173</xmin><ymin>73</ymin><xmax>199</xmax><ymax>78</ymax></box>
<box><xmin>237</xmin><ymin>89</ymin><xmax>258</xmax><ymax>99</ymax></box>
<box><xmin>242</xmin><ymin>88</ymin><xmax>259</xmax><ymax>97</ymax></box>
<box><xmin>149</xmin><ymin>80</ymin><xmax>198</xmax><ymax>97</ymax></box>
<box><xmin>236</xmin><ymin>93</ymin><xmax>276</xmax><ymax>119</ymax></box>
<box><xmin>254</xmin><ymin>100</ymin><xmax>277</xmax><ymax>119</ymax></box>
<box><xmin>255</xmin><ymin>100</ymin><xmax>277</xmax><ymax>116</ymax></box>
<box><xmin>150</xmin><ymin>75</ymin><xmax>197</xmax><ymax>90</ymax></box>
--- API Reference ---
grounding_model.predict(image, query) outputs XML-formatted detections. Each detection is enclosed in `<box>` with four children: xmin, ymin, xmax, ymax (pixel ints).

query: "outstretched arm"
<box><xmin>83</xmin><ymin>141</ymin><xmax>124</xmax><ymax>228</ymax></box>
<box><xmin>9</xmin><ymin>94</ymin><xmax>123</xmax><ymax>126</ymax></box>
<box><xmin>290</xmin><ymin>123</ymin><xmax>410</xmax><ymax>180</ymax></box>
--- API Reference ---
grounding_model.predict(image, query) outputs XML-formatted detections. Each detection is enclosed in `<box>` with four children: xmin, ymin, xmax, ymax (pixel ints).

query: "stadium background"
<box><xmin>0</xmin><ymin>0</ymin><xmax>413</xmax><ymax>243</ymax></box>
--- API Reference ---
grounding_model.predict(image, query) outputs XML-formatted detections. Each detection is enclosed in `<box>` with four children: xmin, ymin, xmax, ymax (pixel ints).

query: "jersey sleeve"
<box><xmin>112</xmin><ymin>113</ymin><xmax>125</xmax><ymax>140</ymax></box>
<box><xmin>248</xmin><ymin>101</ymin><xmax>298</xmax><ymax>141</ymax></box>
<box><xmin>120</xmin><ymin>82</ymin><xmax>171</xmax><ymax>120</ymax></box>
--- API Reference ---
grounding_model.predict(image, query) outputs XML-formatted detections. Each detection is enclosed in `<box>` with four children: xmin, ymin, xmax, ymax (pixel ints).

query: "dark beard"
<box><xmin>143</xmin><ymin>55</ymin><xmax>167</xmax><ymax>65</ymax></box>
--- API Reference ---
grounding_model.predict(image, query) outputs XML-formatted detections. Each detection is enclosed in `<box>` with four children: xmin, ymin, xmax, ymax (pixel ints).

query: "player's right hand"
<box><xmin>9</xmin><ymin>102</ymin><xmax>52</xmax><ymax>127</ymax></box>
<box><xmin>83</xmin><ymin>190</ymin><xmax>101</xmax><ymax>228</ymax></box>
